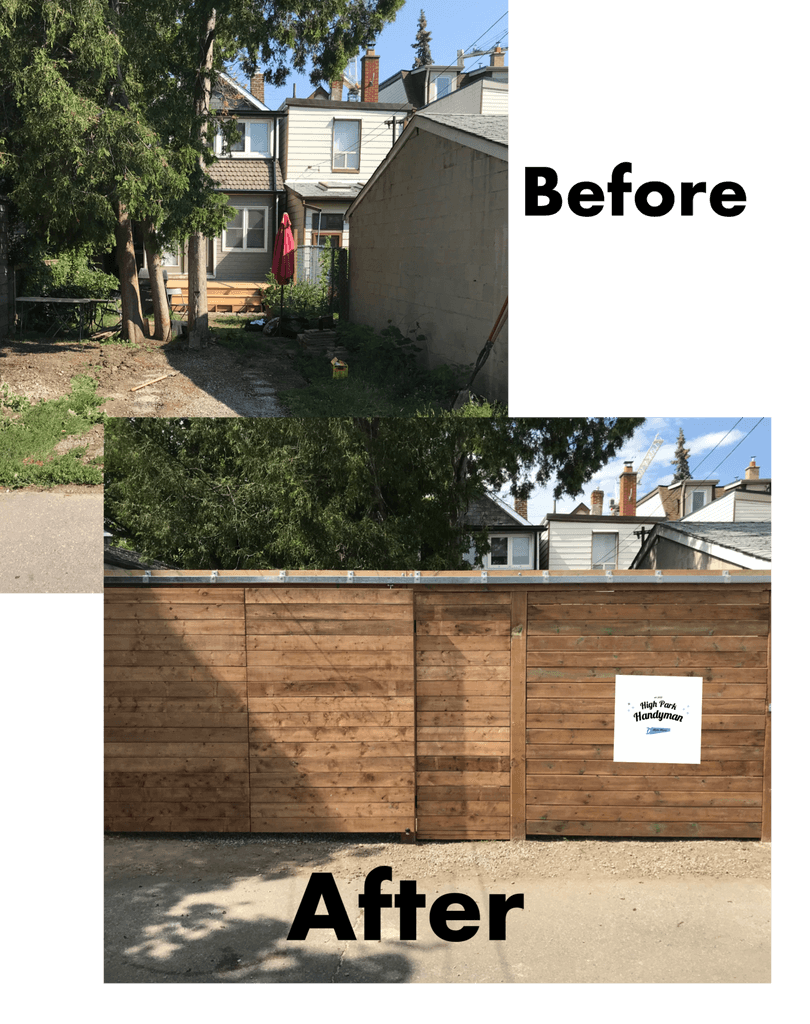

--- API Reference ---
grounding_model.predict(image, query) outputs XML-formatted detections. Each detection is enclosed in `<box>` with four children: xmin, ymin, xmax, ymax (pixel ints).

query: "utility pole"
<box><xmin>385</xmin><ymin>117</ymin><xmax>407</xmax><ymax>145</ymax></box>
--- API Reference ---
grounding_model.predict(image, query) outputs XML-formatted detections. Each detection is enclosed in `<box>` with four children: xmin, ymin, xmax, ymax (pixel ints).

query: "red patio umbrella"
<box><xmin>271</xmin><ymin>212</ymin><xmax>296</xmax><ymax>321</ymax></box>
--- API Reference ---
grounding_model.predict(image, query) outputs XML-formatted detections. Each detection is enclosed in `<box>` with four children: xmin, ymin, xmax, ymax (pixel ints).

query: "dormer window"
<box><xmin>429</xmin><ymin>73</ymin><xmax>454</xmax><ymax>101</ymax></box>
<box><xmin>690</xmin><ymin>490</ymin><xmax>706</xmax><ymax>513</ymax></box>
<box><xmin>217</xmin><ymin>120</ymin><xmax>269</xmax><ymax>157</ymax></box>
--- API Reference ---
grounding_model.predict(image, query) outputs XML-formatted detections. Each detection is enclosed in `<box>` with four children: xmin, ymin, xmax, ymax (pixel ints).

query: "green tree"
<box><xmin>671</xmin><ymin>427</ymin><xmax>691</xmax><ymax>481</ymax></box>
<box><xmin>104</xmin><ymin>416</ymin><xmax>645</xmax><ymax>569</ymax></box>
<box><xmin>1</xmin><ymin>1</ymin><xmax>406</xmax><ymax>345</ymax></box>
<box><xmin>411</xmin><ymin>9</ymin><xmax>433</xmax><ymax>68</ymax></box>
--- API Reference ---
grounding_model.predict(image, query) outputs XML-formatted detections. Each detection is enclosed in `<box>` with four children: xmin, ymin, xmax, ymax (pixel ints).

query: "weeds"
<box><xmin>0</xmin><ymin>376</ymin><xmax>106</xmax><ymax>487</ymax></box>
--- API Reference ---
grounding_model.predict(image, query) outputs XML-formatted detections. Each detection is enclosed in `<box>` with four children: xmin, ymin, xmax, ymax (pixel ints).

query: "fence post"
<box><xmin>510</xmin><ymin>590</ymin><xmax>528</xmax><ymax>840</ymax></box>
<box><xmin>761</xmin><ymin>618</ymin><xmax>771</xmax><ymax>841</ymax></box>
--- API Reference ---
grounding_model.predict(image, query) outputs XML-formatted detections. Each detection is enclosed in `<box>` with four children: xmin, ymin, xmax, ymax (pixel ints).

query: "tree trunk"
<box><xmin>114</xmin><ymin>201</ymin><xmax>146</xmax><ymax>345</ymax></box>
<box><xmin>186</xmin><ymin>233</ymin><xmax>207</xmax><ymax>348</ymax></box>
<box><xmin>187</xmin><ymin>5</ymin><xmax>217</xmax><ymax>350</ymax></box>
<box><xmin>143</xmin><ymin>222</ymin><xmax>172</xmax><ymax>342</ymax></box>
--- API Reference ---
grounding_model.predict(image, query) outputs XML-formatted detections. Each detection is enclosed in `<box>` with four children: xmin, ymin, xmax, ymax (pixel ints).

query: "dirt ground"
<box><xmin>0</xmin><ymin>326</ymin><xmax>309</xmax><ymax>418</ymax></box>
<box><xmin>104</xmin><ymin>834</ymin><xmax>771</xmax><ymax>985</ymax></box>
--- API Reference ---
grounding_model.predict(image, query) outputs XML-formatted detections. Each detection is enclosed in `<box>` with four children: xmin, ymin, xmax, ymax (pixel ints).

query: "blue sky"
<box><xmin>258</xmin><ymin>1</ymin><xmax>509</xmax><ymax>109</ymax></box>
<box><xmin>517</xmin><ymin>416</ymin><xmax>772</xmax><ymax>522</ymax></box>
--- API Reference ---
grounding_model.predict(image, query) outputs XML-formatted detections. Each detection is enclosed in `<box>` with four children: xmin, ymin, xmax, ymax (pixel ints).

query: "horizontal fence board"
<box><xmin>105</xmin><ymin>713</ymin><xmax>248</xmax><ymax>727</ymax></box>
<box><xmin>105</xmin><ymin>771</ymin><xmax>249</xmax><ymax>790</ymax></box>
<box><xmin>416</xmin><ymin>755</ymin><xmax>511</xmax><ymax>772</ymax></box>
<box><xmin>416</xmin><ymin>680</ymin><xmax>510</xmax><ymax>696</ymax></box>
<box><xmin>526</xmin><ymin>820</ymin><xmax>762</xmax><ymax>838</ymax></box>
<box><xmin>106</xmin><ymin>619</ymin><xmax>247</xmax><ymax>636</ymax></box>
<box><xmin>527</xmin><ymin>774</ymin><xmax>762</xmax><ymax>792</ymax></box>
<box><xmin>247</xmin><ymin>680</ymin><xmax>412</xmax><ymax>697</ymax></box>
<box><xmin>525</xmin><ymin>805</ymin><xmax>761</xmax><ymax>822</ymax></box>
<box><xmin>252</xmin><ymin>787</ymin><xmax>413</xmax><ymax>803</ymax></box>
<box><xmin>251</xmin><ymin>756</ymin><xmax>414</xmax><ymax>773</ymax></box>
<box><xmin>416</xmin><ymin>697</ymin><xmax>511</xmax><ymax>712</ymax></box>
<box><xmin>526</xmin><ymin>621</ymin><xmax>770</xmax><ymax>637</ymax></box>
<box><xmin>527</xmin><ymin>698</ymin><xmax>766</xmax><ymax>714</ymax></box>
<box><xmin>526</xmin><ymin>745</ymin><xmax>764</xmax><ymax>760</ymax></box>
<box><xmin>246</xmin><ymin>588</ymin><xmax>412</xmax><ymax>605</ymax></box>
<box><xmin>248</xmin><ymin>696</ymin><xmax>412</xmax><ymax>713</ymax></box>
<box><xmin>527</xmin><ymin>588</ymin><xmax>769</xmax><ymax>607</ymax></box>
<box><xmin>105</xmin><ymin>742</ymin><xmax>248</xmax><ymax>757</ymax></box>
<box><xmin>246</xmin><ymin>619</ymin><xmax>414</xmax><ymax>636</ymax></box>
<box><xmin>248</xmin><ymin>634</ymin><xmax>413</xmax><ymax>651</ymax></box>
<box><xmin>105</xmin><ymin>757</ymin><xmax>249</xmax><ymax>772</ymax></box>
<box><xmin>527</xmin><ymin>682</ymin><xmax>766</xmax><ymax>699</ymax></box>
<box><xmin>250</xmin><ymin>772</ymin><xmax>413</xmax><ymax>789</ymax></box>
<box><xmin>245</xmin><ymin>604</ymin><xmax>412</xmax><ymax>620</ymax></box>
<box><xmin>417</xmin><ymin>635</ymin><xmax>511</xmax><ymax>652</ymax></box>
<box><xmin>106</xmin><ymin>651</ymin><xmax>246</xmax><ymax>667</ymax></box>
<box><xmin>416</xmin><ymin>621</ymin><xmax>511</xmax><ymax>636</ymax></box>
<box><xmin>105</xmin><ymin>666</ymin><xmax>247</xmax><ymax>682</ymax></box>
<box><xmin>105</xmin><ymin>698</ymin><xmax>248</xmax><ymax>714</ymax></box>
<box><xmin>525</xmin><ymin>715</ymin><xmax>766</xmax><ymax>730</ymax></box>
<box><xmin>104</xmin><ymin>727</ymin><xmax>248</xmax><ymax>742</ymax></box>
<box><xmin>106</xmin><ymin>786</ymin><xmax>249</xmax><ymax>802</ymax></box>
<box><xmin>416</xmin><ymin>711</ymin><xmax>510</xmax><ymax>727</ymax></box>
<box><xmin>250</xmin><ymin>711</ymin><xmax>414</xmax><ymax>728</ymax></box>
<box><xmin>416</xmin><ymin>741</ymin><xmax>510</xmax><ymax>755</ymax></box>
<box><xmin>105</xmin><ymin>603</ymin><xmax>246</xmax><ymax>620</ymax></box>
<box><xmin>105</xmin><ymin>819</ymin><xmax>252</xmax><ymax>833</ymax></box>
<box><xmin>527</xmin><ymin>790</ymin><xmax>761</xmax><ymax>807</ymax></box>
<box><xmin>106</xmin><ymin>588</ymin><xmax>245</xmax><ymax>604</ymax></box>
<box><xmin>247</xmin><ymin>726</ymin><xmax>413</xmax><ymax>743</ymax></box>
<box><xmin>104</xmin><ymin>680</ymin><xmax>248</xmax><ymax>698</ymax></box>
<box><xmin>104</xmin><ymin>635</ymin><xmax>244</xmax><ymax>652</ymax></box>
<box><xmin>527</xmin><ymin>635</ymin><xmax>768</xmax><ymax>652</ymax></box>
<box><xmin>527</xmin><ymin>759</ymin><xmax>763</xmax><ymax>776</ymax></box>
<box><xmin>417</xmin><ymin>771</ymin><xmax>511</xmax><ymax>787</ymax></box>
<box><xmin>247</xmin><ymin>651</ymin><xmax>412</xmax><ymax>668</ymax></box>
<box><xmin>250</xmin><ymin>816</ymin><xmax>412</xmax><ymax>832</ymax></box>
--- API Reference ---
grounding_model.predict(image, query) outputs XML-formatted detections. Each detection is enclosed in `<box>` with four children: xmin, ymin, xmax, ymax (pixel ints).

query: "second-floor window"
<box><xmin>333</xmin><ymin>119</ymin><xmax>361</xmax><ymax>171</ymax></box>
<box><xmin>464</xmin><ymin>536</ymin><xmax>536</xmax><ymax>569</ymax></box>
<box><xmin>219</xmin><ymin>120</ymin><xmax>269</xmax><ymax>157</ymax></box>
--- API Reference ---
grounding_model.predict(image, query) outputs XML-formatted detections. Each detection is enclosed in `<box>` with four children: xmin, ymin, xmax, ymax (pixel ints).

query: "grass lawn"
<box><xmin>3</xmin><ymin>311</ymin><xmax>488</xmax><ymax>423</ymax></box>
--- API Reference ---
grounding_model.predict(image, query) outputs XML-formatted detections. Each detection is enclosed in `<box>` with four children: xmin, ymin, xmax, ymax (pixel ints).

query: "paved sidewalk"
<box><xmin>0</xmin><ymin>488</ymin><xmax>102</xmax><ymax>592</ymax></box>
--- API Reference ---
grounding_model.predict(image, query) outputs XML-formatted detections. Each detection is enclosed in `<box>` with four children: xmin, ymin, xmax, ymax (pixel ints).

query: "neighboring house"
<box><xmin>630</xmin><ymin>521</ymin><xmax>771</xmax><ymax>570</ymax></box>
<box><xmin>155</xmin><ymin>47</ymin><xmax>506</xmax><ymax>313</ymax></box>
<box><xmin>163</xmin><ymin>73</ymin><xmax>285</xmax><ymax>312</ymax></box>
<box><xmin>634</xmin><ymin>460</ymin><xmax>774</xmax><ymax>573</ymax></box>
<box><xmin>462</xmin><ymin>493</ymin><xmax>543</xmax><ymax>570</ymax></box>
<box><xmin>538</xmin><ymin>457</ymin><xmax>771</xmax><ymax>571</ymax></box>
<box><xmin>278</xmin><ymin>47</ymin><xmax>412</xmax><ymax>283</ymax></box>
<box><xmin>378</xmin><ymin>46</ymin><xmax>508</xmax><ymax>110</ymax></box>
<box><xmin>636</xmin><ymin>458</ymin><xmax>771</xmax><ymax>521</ymax></box>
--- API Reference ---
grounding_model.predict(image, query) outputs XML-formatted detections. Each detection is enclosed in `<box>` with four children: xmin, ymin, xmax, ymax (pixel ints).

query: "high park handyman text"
<box><xmin>532</xmin><ymin>162</ymin><xmax>749</xmax><ymax>217</ymax></box>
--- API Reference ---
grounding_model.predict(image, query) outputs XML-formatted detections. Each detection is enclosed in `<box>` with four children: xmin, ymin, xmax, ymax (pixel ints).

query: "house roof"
<box><xmin>282</xmin><ymin>97</ymin><xmax>412</xmax><ymax>112</ymax></box>
<box><xmin>464</xmin><ymin>494</ymin><xmax>534</xmax><ymax>529</ymax></box>
<box><xmin>104</xmin><ymin>546</ymin><xmax>178</xmax><ymax>571</ymax></box>
<box><xmin>210</xmin><ymin>158</ymin><xmax>283</xmax><ymax>193</ymax></box>
<box><xmin>630</xmin><ymin>521</ymin><xmax>771</xmax><ymax>569</ymax></box>
<box><xmin>415</xmin><ymin>111</ymin><xmax>508</xmax><ymax>148</ymax></box>
<box><xmin>285</xmin><ymin>181</ymin><xmax>364</xmax><ymax>202</ymax></box>
<box><xmin>346</xmin><ymin>112</ymin><xmax>507</xmax><ymax>218</ymax></box>
<box><xmin>212</xmin><ymin>73</ymin><xmax>271</xmax><ymax>113</ymax></box>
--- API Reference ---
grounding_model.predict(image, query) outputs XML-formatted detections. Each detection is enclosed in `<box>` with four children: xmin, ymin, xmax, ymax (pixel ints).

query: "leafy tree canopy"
<box><xmin>104</xmin><ymin>416</ymin><xmax>645</xmax><ymax>570</ymax></box>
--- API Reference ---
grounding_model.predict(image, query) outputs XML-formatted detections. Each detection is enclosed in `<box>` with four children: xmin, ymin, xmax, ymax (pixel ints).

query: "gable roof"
<box><xmin>464</xmin><ymin>494</ymin><xmax>533</xmax><ymax>529</ymax></box>
<box><xmin>347</xmin><ymin>112</ymin><xmax>507</xmax><ymax>218</ymax></box>
<box><xmin>630</xmin><ymin>521</ymin><xmax>771</xmax><ymax>569</ymax></box>
<box><xmin>212</xmin><ymin>73</ymin><xmax>271</xmax><ymax>113</ymax></box>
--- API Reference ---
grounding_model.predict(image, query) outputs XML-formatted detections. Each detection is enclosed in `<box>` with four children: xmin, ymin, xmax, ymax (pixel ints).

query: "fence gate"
<box><xmin>244</xmin><ymin>587</ymin><xmax>416</xmax><ymax>833</ymax></box>
<box><xmin>413</xmin><ymin>588</ymin><xmax>524</xmax><ymax>840</ymax></box>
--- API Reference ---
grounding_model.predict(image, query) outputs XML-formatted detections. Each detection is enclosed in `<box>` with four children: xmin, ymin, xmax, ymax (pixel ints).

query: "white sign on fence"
<box><xmin>613</xmin><ymin>675</ymin><xmax>703</xmax><ymax>764</ymax></box>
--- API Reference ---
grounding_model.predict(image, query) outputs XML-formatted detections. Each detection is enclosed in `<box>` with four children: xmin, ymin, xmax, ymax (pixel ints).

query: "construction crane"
<box><xmin>610</xmin><ymin>434</ymin><xmax>664</xmax><ymax>512</ymax></box>
<box><xmin>343</xmin><ymin>55</ymin><xmax>360</xmax><ymax>100</ymax></box>
<box><xmin>636</xmin><ymin>434</ymin><xmax>664</xmax><ymax>486</ymax></box>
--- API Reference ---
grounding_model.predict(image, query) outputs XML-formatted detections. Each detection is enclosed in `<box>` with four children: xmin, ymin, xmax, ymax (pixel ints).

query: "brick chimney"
<box><xmin>250</xmin><ymin>73</ymin><xmax>265</xmax><ymax>105</ymax></box>
<box><xmin>745</xmin><ymin>457</ymin><xmax>760</xmax><ymax>480</ymax></box>
<box><xmin>590</xmin><ymin>490</ymin><xmax>604</xmax><ymax>516</ymax></box>
<box><xmin>361</xmin><ymin>46</ymin><xmax>380</xmax><ymax>102</ymax></box>
<box><xmin>619</xmin><ymin>462</ymin><xmax>637</xmax><ymax>516</ymax></box>
<box><xmin>490</xmin><ymin>45</ymin><xmax>505</xmax><ymax>68</ymax></box>
<box><xmin>330</xmin><ymin>78</ymin><xmax>343</xmax><ymax>101</ymax></box>
<box><xmin>514</xmin><ymin>497</ymin><xmax>528</xmax><ymax>521</ymax></box>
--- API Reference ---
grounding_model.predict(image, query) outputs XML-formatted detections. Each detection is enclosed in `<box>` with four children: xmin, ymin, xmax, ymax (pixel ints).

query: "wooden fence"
<box><xmin>104</xmin><ymin>571</ymin><xmax>771</xmax><ymax>840</ymax></box>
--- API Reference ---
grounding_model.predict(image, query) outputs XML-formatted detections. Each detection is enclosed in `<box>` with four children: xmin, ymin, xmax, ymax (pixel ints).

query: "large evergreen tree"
<box><xmin>104</xmin><ymin>416</ymin><xmax>645</xmax><ymax>569</ymax></box>
<box><xmin>671</xmin><ymin>427</ymin><xmax>691</xmax><ymax>481</ymax></box>
<box><xmin>411</xmin><ymin>9</ymin><xmax>433</xmax><ymax>68</ymax></box>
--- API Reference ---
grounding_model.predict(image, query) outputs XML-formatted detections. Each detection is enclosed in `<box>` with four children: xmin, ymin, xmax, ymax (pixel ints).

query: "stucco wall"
<box><xmin>347</xmin><ymin>130</ymin><xmax>507</xmax><ymax>404</ymax></box>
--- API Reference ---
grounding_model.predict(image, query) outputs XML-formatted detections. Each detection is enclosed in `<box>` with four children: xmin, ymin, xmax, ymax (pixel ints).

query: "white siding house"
<box><xmin>539</xmin><ymin>514</ymin><xmax>666</xmax><ymax>571</ymax></box>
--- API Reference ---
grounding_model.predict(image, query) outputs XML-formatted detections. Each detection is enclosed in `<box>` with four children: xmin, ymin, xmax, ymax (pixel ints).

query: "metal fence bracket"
<box><xmin>141</xmin><ymin>570</ymin><xmax>151</xmax><ymax>584</ymax></box>
<box><xmin>210</xmin><ymin>570</ymin><xmax>218</xmax><ymax>583</ymax></box>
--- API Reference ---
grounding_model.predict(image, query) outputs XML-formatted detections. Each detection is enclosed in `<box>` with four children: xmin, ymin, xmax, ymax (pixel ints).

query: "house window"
<box><xmin>488</xmin><ymin>535</ymin><xmax>532</xmax><ymax>569</ymax></box>
<box><xmin>430</xmin><ymin>74</ymin><xmax>454</xmax><ymax>100</ymax></box>
<box><xmin>310</xmin><ymin>213</ymin><xmax>345</xmax><ymax>248</ymax></box>
<box><xmin>690</xmin><ymin>490</ymin><xmax>706</xmax><ymax>513</ymax></box>
<box><xmin>223</xmin><ymin>206</ymin><xmax>267</xmax><ymax>251</ymax></box>
<box><xmin>592</xmin><ymin>532</ymin><xmax>618</xmax><ymax>570</ymax></box>
<box><xmin>219</xmin><ymin>120</ymin><xmax>269</xmax><ymax>157</ymax></box>
<box><xmin>333</xmin><ymin>119</ymin><xmax>361</xmax><ymax>171</ymax></box>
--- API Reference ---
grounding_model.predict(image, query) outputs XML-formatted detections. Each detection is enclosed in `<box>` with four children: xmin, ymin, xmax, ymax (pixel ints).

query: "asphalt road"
<box><xmin>0</xmin><ymin>488</ymin><xmax>102</xmax><ymax>592</ymax></box>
